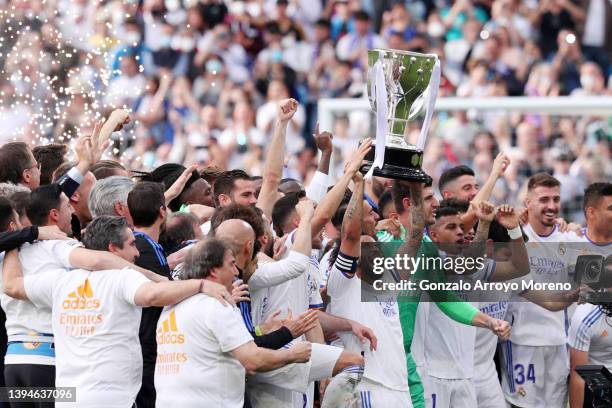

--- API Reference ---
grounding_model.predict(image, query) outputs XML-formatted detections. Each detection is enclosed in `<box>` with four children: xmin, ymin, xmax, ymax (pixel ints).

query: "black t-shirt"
<box><xmin>133</xmin><ymin>232</ymin><xmax>171</xmax><ymax>369</ymax></box>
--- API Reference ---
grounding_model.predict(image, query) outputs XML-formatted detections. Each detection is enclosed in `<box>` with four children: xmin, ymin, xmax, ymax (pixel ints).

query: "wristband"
<box><xmin>179</xmin><ymin>204</ymin><xmax>190</xmax><ymax>214</ymax></box>
<box><xmin>254</xmin><ymin>326</ymin><xmax>263</xmax><ymax>336</ymax></box>
<box><xmin>507</xmin><ymin>226</ymin><xmax>522</xmax><ymax>240</ymax></box>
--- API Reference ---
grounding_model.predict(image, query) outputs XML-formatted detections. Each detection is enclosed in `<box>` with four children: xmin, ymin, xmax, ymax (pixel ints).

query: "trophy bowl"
<box><xmin>360</xmin><ymin>49</ymin><xmax>439</xmax><ymax>183</ymax></box>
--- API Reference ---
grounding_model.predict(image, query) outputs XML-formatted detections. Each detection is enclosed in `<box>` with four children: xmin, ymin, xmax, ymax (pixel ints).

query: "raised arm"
<box><xmin>310</xmin><ymin>139</ymin><xmax>372</xmax><ymax>238</ymax></box>
<box><xmin>257</xmin><ymin>99</ymin><xmax>298</xmax><ymax>220</ymax></box>
<box><xmin>2</xmin><ymin>250</ymin><xmax>27</xmax><ymax>300</ymax></box>
<box><xmin>488</xmin><ymin>205</ymin><xmax>530</xmax><ymax>282</ymax></box>
<box><xmin>461</xmin><ymin>152</ymin><xmax>510</xmax><ymax>231</ymax></box>
<box><xmin>305</xmin><ymin>124</ymin><xmax>333</xmax><ymax>203</ymax></box>
<box><xmin>396</xmin><ymin>181</ymin><xmax>425</xmax><ymax>274</ymax></box>
<box><xmin>339</xmin><ymin>172</ymin><xmax>364</xmax><ymax>258</ymax></box>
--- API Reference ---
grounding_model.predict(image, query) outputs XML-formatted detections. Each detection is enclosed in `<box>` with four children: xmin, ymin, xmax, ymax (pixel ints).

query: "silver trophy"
<box><xmin>361</xmin><ymin>49</ymin><xmax>440</xmax><ymax>182</ymax></box>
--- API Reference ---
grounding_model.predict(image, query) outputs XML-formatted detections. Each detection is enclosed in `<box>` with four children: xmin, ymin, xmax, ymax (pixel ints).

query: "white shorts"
<box><xmin>356</xmin><ymin>377</ymin><xmax>412</xmax><ymax>408</ymax></box>
<box><xmin>247</xmin><ymin>343</ymin><xmax>343</xmax><ymax>408</ymax></box>
<box><xmin>500</xmin><ymin>341</ymin><xmax>568</xmax><ymax>408</ymax></box>
<box><xmin>473</xmin><ymin>361</ymin><xmax>505</xmax><ymax>408</ymax></box>
<box><xmin>417</xmin><ymin>367</ymin><xmax>476</xmax><ymax>408</ymax></box>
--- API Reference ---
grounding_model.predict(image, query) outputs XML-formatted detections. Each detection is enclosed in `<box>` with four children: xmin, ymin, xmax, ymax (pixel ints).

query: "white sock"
<box><xmin>321</xmin><ymin>364</ymin><xmax>364</xmax><ymax>408</ymax></box>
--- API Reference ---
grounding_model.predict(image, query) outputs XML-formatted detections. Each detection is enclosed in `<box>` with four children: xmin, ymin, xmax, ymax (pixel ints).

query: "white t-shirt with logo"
<box><xmin>0</xmin><ymin>239</ymin><xmax>81</xmax><ymax>365</ymax></box>
<box><xmin>326</xmin><ymin>253</ymin><xmax>409</xmax><ymax>392</ymax></box>
<box><xmin>24</xmin><ymin>267</ymin><xmax>150</xmax><ymax>407</ymax></box>
<box><xmin>505</xmin><ymin>225</ymin><xmax>580</xmax><ymax>346</ymax></box>
<box><xmin>1</xmin><ymin>240</ymin><xmax>80</xmax><ymax>337</ymax></box>
<box><xmin>412</xmin><ymin>259</ymin><xmax>496</xmax><ymax>379</ymax></box>
<box><xmin>568</xmin><ymin>304</ymin><xmax>612</xmax><ymax>371</ymax></box>
<box><xmin>154</xmin><ymin>293</ymin><xmax>253</xmax><ymax>408</ymax></box>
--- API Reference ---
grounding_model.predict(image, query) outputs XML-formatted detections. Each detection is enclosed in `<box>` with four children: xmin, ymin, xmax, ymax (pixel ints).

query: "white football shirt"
<box><xmin>326</xmin><ymin>253</ymin><xmax>409</xmax><ymax>392</ymax></box>
<box><xmin>412</xmin><ymin>259</ymin><xmax>495</xmax><ymax>379</ymax></box>
<box><xmin>568</xmin><ymin>304</ymin><xmax>612</xmax><ymax>371</ymax></box>
<box><xmin>505</xmin><ymin>225</ymin><xmax>580</xmax><ymax>346</ymax></box>
<box><xmin>24</xmin><ymin>267</ymin><xmax>150</xmax><ymax>407</ymax></box>
<box><xmin>154</xmin><ymin>294</ymin><xmax>253</xmax><ymax>408</ymax></box>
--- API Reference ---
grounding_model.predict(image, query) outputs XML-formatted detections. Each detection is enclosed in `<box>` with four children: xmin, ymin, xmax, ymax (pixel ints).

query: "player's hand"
<box><xmin>186</xmin><ymin>204</ymin><xmax>215</xmax><ymax>223</ymax></box>
<box><xmin>349</xmin><ymin>320</ymin><xmax>378</xmax><ymax>351</ymax></box>
<box><xmin>98</xmin><ymin>109</ymin><xmax>130</xmax><ymax>149</ymax></box>
<box><xmin>201</xmin><ymin>280</ymin><xmax>233</xmax><ymax>306</ymax></box>
<box><xmin>491</xmin><ymin>152</ymin><xmax>510</xmax><ymax>178</ymax></box>
<box><xmin>259</xmin><ymin>310</ymin><xmax>283</xmax><ymax>334</ymax></box>
<box><xmin>165</xmin><ymin>164</ymin><xmax>197</xmax><ymax>206</ymax></box>
<box><xmin>278</xmin><ymin>98</ymin><xmax>298</xmax><ymax>123</ymax></box>
<box><xmin>273</xmin><ymin>235</ymin><xmax>288</xmax><ymax>260</ymax></box>
<box><xmin>282</xmin><ymin>309</ymin><xmax>319</xmax><ymax>338</ymax></box>
<box><xmin>345</xmin><ymin>138</ymin><xmax>373</xmax><ymax>175</ymax></box>
<box><xmin>37</xmin><ymin>225</ymin><xmax>68</xmax><ymax>241</ymax></box>
<box><xmin>289</xmin><ymin>341</ymin><xmax>312</xmax><ymax>363</ymax></box>
<box><xmin>472</xmin><ymin>201</ymin><xmax>496</xmax><ymax>223</ymax></box>
<box><xmin>352</xmin><ymin>170</ymin><xmax>364</xmax><ymax>184</ymax></box>
<box><xmin>489</xmin><ymin>318</ymin><xmax>510</xmax><ymax>341</ymax></box>
<box><xmin>314</xmin><ymin>123</ymin><xmax>333</xmax><ymax>153</ymax></box>
<box><xmin>577</xmin><ymin>284</ymin><xmax>596</xmax><ymax>305</ymax></box>
<box><xmin>376</xmin><ymin>218</ymin><xmax>402</xmax><ymax>239</ymax></box>
<box><xmin>231</xmin><ymin>279</ymin><xmax>250</xmax><ymax>304</ymax></box>
<box><xmin>556</xmin><ymin>218</ymin><xmax>583</xmax><ymax>236</ymax></box>
<box><xmin>496</xmin><ymin>204</ymin><xmax>520</xmax><ymax>230</ymax></box>
<box><xmin>296</xmin><ymin>199</ymin><xmax>315</xmax><ymax>220</ymax></box>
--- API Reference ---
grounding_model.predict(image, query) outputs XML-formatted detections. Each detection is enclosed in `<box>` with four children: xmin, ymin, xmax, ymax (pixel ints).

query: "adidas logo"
<box><xmin>602</xmin><ymin>330</ymin><xmax>609</xmax><ymax>337</ymax></box>
<box><xmin>62</xmin><ymin>279</ymin><xmax>100</xmax><ymax>310</ymax></box>
<box><xmin>157</xmin><ymin>310</ymin><xmax>185</xmax><ymax>344</ymax></box>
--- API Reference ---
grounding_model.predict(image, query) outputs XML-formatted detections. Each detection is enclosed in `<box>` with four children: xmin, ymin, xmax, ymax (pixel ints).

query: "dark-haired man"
<box><xmin>32</xmin><ymin>144</ymin><xmax>67</xmax><ymax>186</ymax></box>
<box><xmin>503</xmin><ymin>173</ymin><xmax>583</xmax><ymax>408</ymax></box>
<box><xmin>438</xmin><ymin>165</ymin><xmax>479</xmax><ymax>202</ymax></box>
<box><xmin>127</xmin><ymin>181</ymin><xmax>172</xmax><ymax>408</ymax></box>
<box><xmin>413</xmin><ymin>201</ymin><xmax>528</xmax><ymax>408</ymax></box>
<box><xmin>568</xmin><ymin>182</ymin><xmax>611</xmax><ymax>408</ymax></box>
<box><xmin>213</xmin><ymin>169</ymin><xmax>258</xmax><ymax>208</ymax></box>
<box><xmin>2</xmin><ymin>216</ymin><xmax>231</xmax><ymax>407</ymax></box>
<box><xmin>578</xmin><ymin>182</ymin><xmax>612</xmax><ymax>245</ymax></box>
<box><xmin>0</xmin><ymin>142</ymin><xmax>41</xmax><ymax>191</ymax></box>
<box><xmin>140</xmin><ymin>163</ymin><xmax>213</xmax><ymax>211</ymax></box>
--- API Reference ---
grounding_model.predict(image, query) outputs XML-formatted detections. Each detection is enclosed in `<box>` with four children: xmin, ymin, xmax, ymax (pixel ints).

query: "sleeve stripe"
<box><xmin>573</xmin><ymin>307</ymin><xmax>604</xmax><ymax>350</ymax></box>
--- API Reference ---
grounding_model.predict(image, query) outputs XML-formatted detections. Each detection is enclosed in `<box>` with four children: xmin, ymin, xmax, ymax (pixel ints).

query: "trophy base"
<box><xmin>359</xmin><ymin>146</ymin><xmax>432</xmax><ymax>183</ymax></box>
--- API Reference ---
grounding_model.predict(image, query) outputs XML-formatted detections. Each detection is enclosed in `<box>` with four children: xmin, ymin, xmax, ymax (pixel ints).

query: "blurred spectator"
<box><xmin>0</xmin><ymin>0</ymin><xmax>608</xmax><ymax>214</ymax></box>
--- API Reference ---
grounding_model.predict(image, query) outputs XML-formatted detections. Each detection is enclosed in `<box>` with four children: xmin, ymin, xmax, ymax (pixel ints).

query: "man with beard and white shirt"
<box><xmin>0</xmin><ymin>184</ymin><xmax>163</xmax><ymax>397</ymax></box>
<box><xmin>411</xmin><ymin>201</ymin><xmax>523</xmax><ymax>408</ymax></box>
<box><xmin>502</xmin><ymin>173</ymin><xmax>583</xmax><ymax>408</ymax></box>
<box><xmin>2</xmin><ymin>216</ymin><xmax>232</xmax><ymax>407</ymax></box>
<box><xmin>474</xmin><ymin>219</ymin><xmax>582</xmax><ymax>408</ymax></box>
